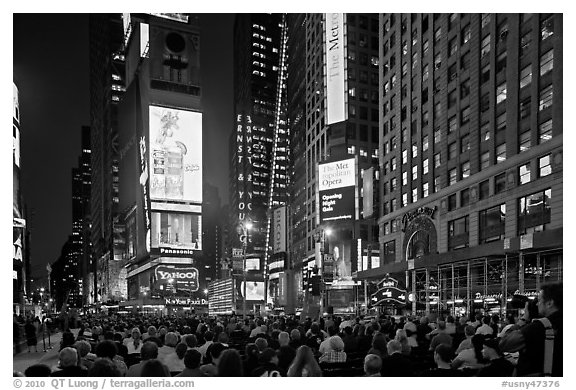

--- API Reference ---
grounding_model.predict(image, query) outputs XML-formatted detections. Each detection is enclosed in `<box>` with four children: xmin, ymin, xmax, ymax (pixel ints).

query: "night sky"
<box><xmin>13</xmin><ymin>13</ymin><xmax>234</xmax><ymax>279</ymax></box>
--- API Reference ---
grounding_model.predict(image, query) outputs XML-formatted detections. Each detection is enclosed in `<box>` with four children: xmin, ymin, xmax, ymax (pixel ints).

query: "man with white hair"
<box><xmin>157</xmin><ymin>332</ymin><xmax>179</xmax><ymax>366</ymax></box>
<box><xmin>364</xmin><ymin>354</ymin><xmax>382</xmax><ymax>376</ymax></box>
<box><xmin>51</xmin><ymin>347</ymin><xmax>88</xmax><ymax>377</ymax></box>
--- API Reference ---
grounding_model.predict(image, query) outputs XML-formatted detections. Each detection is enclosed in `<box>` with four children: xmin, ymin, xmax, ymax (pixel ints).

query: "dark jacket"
<box><xmin>50</xmin><ymin>366</ymin><xmax>88</xmax><ymax>377</ymax></box>
<box><xmin>477</xmin><ymin>358</ymin><xmax>515</xmax><ymax>377</ymax></box>
<box><xmin>381</xmin><ymin>352</ymin><xmax>414</xmax><ymax>377</ymax></box>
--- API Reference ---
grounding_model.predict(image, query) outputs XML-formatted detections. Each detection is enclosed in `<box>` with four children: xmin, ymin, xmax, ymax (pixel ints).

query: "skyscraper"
<box><xmin>88</xmin><ymin>14</ymin><xmax>125</xmax><ymax>304</ymax></box>
<box><xmin>286</xmin><ymin>14</ymin><xmax>381</xmax><ymax>315</ymax></box>
<box><xmin>229</xmin><ymin>14</ymin><xmax>289</xmax><ymax>311</ymax></box>
<box><xmin>369</xmin><ymin>13</ymin><xmax>563</xmax><ymax>315</ymax></box>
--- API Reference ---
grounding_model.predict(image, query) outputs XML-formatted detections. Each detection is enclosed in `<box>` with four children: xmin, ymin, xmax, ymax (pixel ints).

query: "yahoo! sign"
<box><xmin>155</xmin><ymin>266</ymin><xmax>199</xmax><ymax>291</ymax></box>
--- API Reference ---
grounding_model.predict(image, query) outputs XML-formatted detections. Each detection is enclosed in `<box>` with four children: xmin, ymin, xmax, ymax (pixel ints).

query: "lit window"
<box><xmin>481</xmin><ymin>151</ymin><xmax>490</xmax><ymax>169</ymax></box>
<box><xmin>402</xmin><ymin>193</ymin><xmax>408</xmax><ymax>207</ymax></box>
<box><xmin>461</xmin><ymin>161</ymin><xmax>470</xmax><ymax>179</ymax></box>
<box><xmin>434</xmin><ymin>153</ymin><xmax>441</xmax><ymax>168</ymax></box>
<box><xmin>412</xmin><ymin>188</ymin><xmax>418</xmax><ymax>203</ymax></box>
<box><xmin>496</xmin><ymin>143</ymin><xmax>506</xmax><ymax>163</ymax></box>
<box><xmin>449</xmin><ymin>37</ymin><xmax>457</xmax><ymax>56</ymax></box>
<box><xmin>448</xmin><ymin>115</ymin><xmax>457</xmax><ymax>133</ymax></box>
<box><xmin>449</xmin><ymin>168</ymin><xmax>457</xmax><ymax>185</ymax></box>
<box><xmin>412</xmin><ymin>165</ymin><xmax>418</xmax><ymax>180</ymax></box>
<box><xmin>423</xmin><ymin>182</ymin><xmax>429</xmax><ymax>197</ymax></box>
<box><xmin>423</xmin><ymin>40</ymin><xmax>429</xmax><ymax>55</ymax></box>
<box><xmin>434</xmin><ymin>128</ymin><xmax>441</xmax><ymax>144</ymax></box>
<box><xmin>519</xmin><ymin>131</ymin><xmax>531</xmax><ymax>153</ymax></box>
<box><xmin>360</xmin><ymin>149</ymin><xmax>368</xmax><ymax>157</ymax></box>
<box><xmin>434</xmin><ymin>176</ymin><xmax>441</xmax><ymax>192</ymax></box>
<box><xmin>402</xmin><ymin>149</ymin><xmax>408</xmax><ymax>164</ymax></box>
<box><xmin>481</xmin><ymin>14</ymin><xmax>491</xmax><ymax>28</ymax></box>
<box><xmin>391</xmin><ymin>157</ymin><xmax>397</xmax><ymax>171</ymax></box>
<box><xmin>423</xmin><ymin>159</ymin><xmax>429</xmax><ymax>175</ymax></box>
<box><xmin>496</xmin><ymin>82</ymin><xmax>507</xmax><ymax>104</ymax></box>
<box><xmin>519</xmin><ymin>163</ymin><xmax>531</xmax><ymax>185</ymax></box>
<box><xmin>540</xmin><ymin>50</ymin><xmax>554</xmax><ymax>76</ymax></box>
<box><xmin>347</xmin><ymin>145</ymin><xmax>356</xmax><ymax>155</ymax></box>
<box><xmin>539</xmin><ymin>119</ymin><xmax>553</xmax><ymax>143</ymax></box>
<box><xmin>423</xmin><ymin>135</ymin><xmax>429</xmax><ymax>151</ymax></box>
<box><xmin>412</xmin><ymin>143</ymin><xmax>418</xmax><ymax>158</ymax></box>
<box><xmin>461</xmin><ymin>134</ymin><xmax>470</xmax><ymax>153</ymax></box>
<box><xmin>402</xmin><ymin>171</ymin><xmax>408</xmax><ymax>186</ymax></box>
<box><xmin>539</xmin><ymin>155</ymin><xmax>552</xmax><ymax>177</ymax></box>
<box><xmin>541</xmin><ymin>16</ymin><xmax>554</xmax><ymax>40</ymax></box>
<box><xmin>461</xmin><ymin>24</ymin><xmax>471</xmax><ymax>45</ymax></box>
<box><xmin>520</xmin><ymin>66</ymin><xmax>532</xmax><ymax>88</ymax></box>
<box><xmin>422</xmin><ymin>64</ymin><xmax>429</xmax><ymax>82</ymax></box>
<box><xmin>539</xmin><ymin>84</ymin><xmax>553</xmax><ymax>111</ymax></box>
<box><xmin>481</xmin><ymin>35</ymin><xmax>491</xmax><ymax>57</ymax></box>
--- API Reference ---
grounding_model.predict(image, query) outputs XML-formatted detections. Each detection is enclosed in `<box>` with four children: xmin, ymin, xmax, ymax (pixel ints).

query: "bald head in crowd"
<box><xmin>278</xmin><ymin>332</ymin><xmax>290</xmax><ymax>347</ymax></box>
<box><xmin>364</xmin><ymin>354</ymin><xmax>382</xmax><ymax>376</ymax></box>
<box><xmin>59</xmin><ymin>347</ymin><xmax>78</xmax><ymax>368</ymax></box>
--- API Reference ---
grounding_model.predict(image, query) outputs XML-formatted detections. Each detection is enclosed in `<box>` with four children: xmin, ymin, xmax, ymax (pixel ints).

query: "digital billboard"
<box><xmin>149</xmin><ymin>106</ymin><xmax>202</xmax><ymax>204</ymax></box>
<box><xmin>325</xmin><ymin>13</ymin><xmax>347</xmax><ymax>125</ymax></box>
<box><xmin>319</xmin><ymin>158</ymin><xmax>356</xmax><ymax>222</ymax></box>
<box><xmin>273</xmin><ymin>206</ymin><xmax>286</xmax><ymax>254</ymax></box>
<box><xmin>151</xmin><ymin>211</ymin><xmax>201</xmax><ymax>252</ymax></box>
<box><xmin>240</xmin><ymin>281</ymin><xmax>265</xmax><ymax>301</ymax></box>
<box><xmin>154</xmin><ymin>265</ymin><xmax>199</xmax><ymax>293</ymax></box>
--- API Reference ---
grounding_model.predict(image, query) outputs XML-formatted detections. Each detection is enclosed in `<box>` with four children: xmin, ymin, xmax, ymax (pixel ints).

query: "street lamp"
<box><xmin>243</xmin><ymin>222</ymin><xmax>253</xmax><ymax>320</ymax></box>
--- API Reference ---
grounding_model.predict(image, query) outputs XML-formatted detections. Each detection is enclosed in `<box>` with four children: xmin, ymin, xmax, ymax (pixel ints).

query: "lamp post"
<box><xmin>243</xmin><ymin>222</ymin><xmax>253</xmax><ymax>320</ymax></box>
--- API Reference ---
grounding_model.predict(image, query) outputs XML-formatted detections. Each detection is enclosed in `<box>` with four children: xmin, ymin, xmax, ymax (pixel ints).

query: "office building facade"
<box><xmin>364</xmin><ymin>13</ymin><xmax>563</xmax><ymax>316</ymax></box>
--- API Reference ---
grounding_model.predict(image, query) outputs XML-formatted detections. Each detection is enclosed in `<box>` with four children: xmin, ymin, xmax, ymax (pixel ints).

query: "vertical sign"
<box><xmin>273</xmin><ymin>206</ymin><xmax>286</xmax><ymax>254</ymax></box>
<box><xmin>325</xmin><ymin>13</ymin><xmax>347</xmax><ymax>125</ymax></box>
<box><xmin>363</xmin><ymin>167</ymin><xmax>374</xmax><ymax>218</ymax></box>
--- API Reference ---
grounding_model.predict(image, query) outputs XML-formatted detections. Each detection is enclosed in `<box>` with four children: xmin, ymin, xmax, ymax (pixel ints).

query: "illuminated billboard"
<box><xmin>154</xmin><ymin>265</ymin><xmax>199</xmax><ymax>293</ymax></box>
<box><xmin>151</xmin><ymin>211</ymin><xmax>201</xmax><ymax>252</ymax></box>
<box><xmin>325</xmin><ymin>13</ymin><xmax>347</xmax><ymax>125</ymax></box>
<box><xmin>273</xmin><ymin>206</ymin><xmax>286</xmax><ymax>254</ymax></box>
<box><xmin>319</xmin><ymin>158</ymin><xmax>356</xmax><ymax>222</ymax></box>
<box><xmin>240</xmin><ymin>281</ymin><xmax>265</xmax><ymax>301</ymax></box>
<box><xmin>149</xmin><ymin>106</ymin><xmax>202</xmax><ymax>204</ymax></box>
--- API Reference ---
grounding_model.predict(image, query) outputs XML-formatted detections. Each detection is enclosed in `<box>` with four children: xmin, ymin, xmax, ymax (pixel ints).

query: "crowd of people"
<box><xmin>14</xmin><ymin>282</ymin><xmax>562</xmax><ymax>377</ymax></box>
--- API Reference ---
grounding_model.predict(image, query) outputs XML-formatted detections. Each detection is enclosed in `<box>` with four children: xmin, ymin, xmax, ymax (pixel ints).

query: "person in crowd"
<box><xmin>157</xmin><ymin>332</ymin><xmax>178</xmax><ymax>366</ymax></box>
<box><xmin>200</xmin><ymin>342</ymin><xmax>226</xmax><ymax>377</ymax></box>
<box><xmin>445</xmin><ymin>316</ymin><xmax>457</xmax><ymax>335</ymax></box>
<box><xmin>451</xmin><ymin>334</ymin><xmax>487</xmax><ymax>373</ymax></box>
<box><xmin>254</xmin><ymin>337</ymin><xmax>268</xmax><ymax>352</ymax></box>
<box><xmin>363</xmin><ymin>354</ymin><xmax>382</xmax><ymax>377</ymax></box>
<box><xmin>183</xmin><ymin>334</ymin><xmax>198</xmax><ymax>350</ymax></box>
<box><xmin>140</xmin><ymin>359</ymin><xmax>170</xmax><ymax>377</ymax></box>
<box><xmin>416</xmin><ymin>316</ymin><xmax>432</xmax><ymax>350</ymax></box>
<box><xmin>381</xmin><ymin>340</ymin><xmax>414</xmax><ymax>377</ymax></box>
<box><xmin>24</xmin><ymin>318</ymin><xmax>38</xmax><ymax>353</ymax></box>
<box><xmin>217</xmin><ymin>349</ymin><xmax>244</xmax><ymax>377</ymax></box>
<box><xmin>394</xmin><ymin>329</ymin><xmax>412</xmax><ymax>356</ymax></box>
<box><xmin>127</xmin><ymin>341</ymin><xmax>158</xmax><ymax>377</ymax></box>
<box><xmin>355</xmin><ymin>324</ymin><xmax>372</xmax><ymax>353</ymax></box>
<box><xmin>242</xmin><ymin>343</ymin><xmax>260</xmax><ymax>376</ymax></box>
<box><xmin>421</xmin><ymin>344</ymin><xmax>462</xmax><ymax>377</ymax></box>
<box><xmin>403</xmin><ymin>318</ymin><xmax>419</xmax><ymax>349</ymax></box>
<box><xmin>163</xmin><ymin>342</ymin><xmax>187</xmax><ymax>373</ymax></box>
<box><xmin>88</xmin><ymin>358</ymin><xmax>122</xmax><ymax>377</ymax></box>
<box><xmin>73</xmin><ymin>340</ymin><xmax>96</xmax><ymax>370</ymax></box>
<box><xmin>59</xmin><ymin>330</ymin><xmax>75</xmax><ymax>351</ymax></box>
<box><xmin>318</xmin><ymin>326</ymin><xmax>342</xmax><ymax>355</ymax></box>
<box><xmin>95</xmin><ymin>340</ymin><xmax>127</xmax><ymax>376</ymax></box>
<box><xmin>24</xmin><ymin>364</ymin><xmax>52</xmax><ymax>377</ymax></box>
<box><xmin>277</xmin><ymin>331</ymin><xmax>296</xmax><ymax>376</ymax></box>
<box><xmin>476</xmin><ymin>316</ymin><xmax>494</xmax><ymax>336</ymax></box>
<box><xmin>490</xmin><ymin>314</ymin><xmax>501</xmax><ymax>336</ymax></box>
<box><xmin>289</xmin><ymin>328</ymin><xmax>303</xmax><ymax>350</ymax></box>
<box><xmin>455</xmin><ymin>325</ymin><xmax>476</xmax><ymax>354</ymax></box>
<box><xmin>251</xmin><ymin>348</ymin><xmax>281</xmax><ymax>377</ymax></box>
<box><xmin>341</xmin><ymin>326</ymin><xmax>358</xmax><ymax>354</ymax></box>
<box><xmin>500</xmin><ymin>282</ymin><xmax>563</xmax><ymax>376</ymax></box>
<box><xmin>319</xmin><ymin>336</ymin><xmax>346</xmax><ymax>363</ymax></box>
<box><xmin>286</xmin><ymin>345</ymin><xmax>322</xmax><ymax>377</ymax></box>
<box><xmin>429</xmin><ymin>321</ymin><xmax>453</xmax><ymax>352</ymax></box>
<box><xmin>124</xmin><ymin>327</ymin><xmax>142</xmax><ymax>356</ymax></box>
<box><xmin>477</xmin><ymin>337</ymin><xmax>514</xmax><ymax>376</ymax></box>
<box><xmin>176</xmin><ymin>349</ymin><xmax>206</xmax><ymax>377</ymax></box>
<box><xmin>51</xmin><ymin>347</ymin><xmax>88</xmax><ymax>377</ymax></box>
<box><xmin>196</xmin><ymin>331</ymin><xmax>213</xmax><ymax>359</ymax></box>
<box><xmin>367</xmin><ymin>332</ymin><xmax>388</xmax><ymax>358</ymax></box>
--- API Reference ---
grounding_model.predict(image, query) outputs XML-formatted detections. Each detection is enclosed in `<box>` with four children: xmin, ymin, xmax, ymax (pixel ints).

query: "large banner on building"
<box><xmin>319</xmin><ymin>158</ymin><xmax>356</xmax><ymax>222</ymax></box>
<box><xmin>363</xmin><ymin>167</ymin><xmax>375</xmax><ymax>218</ymax></box>
<box><xmin>154</xmin><ymin>265</ymin><xmax>199</xmax><ymax>293</ymax></box>
<box><xmin>273</xmin><ymin>206</ymin><xmax>286</xmax><ymax>254</ymax></box>
<box><xmin>149</xmin><ymin>106</ymin><xmax>202</xmax><ymax>204</ymax></box>
<box><xmin>325</xmin><ymin>13</ymin><xmax>347</xmax><ymax>125</ymax></box>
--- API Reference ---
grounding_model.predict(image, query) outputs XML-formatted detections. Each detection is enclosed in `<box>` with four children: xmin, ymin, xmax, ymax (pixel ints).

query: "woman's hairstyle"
<box><xmin>287</xmin><ymin>345</ymin><xmax>322</xmax><ymax>377</ymax></box>
<box><xmin>217</xmin><ymin>349</ymin><xmax>244</xmax><ymax>377</ymax></box>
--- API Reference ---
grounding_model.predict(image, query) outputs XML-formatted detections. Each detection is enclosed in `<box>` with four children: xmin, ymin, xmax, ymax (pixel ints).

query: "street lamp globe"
<box><xmin>325</xmin><ymin>227</ymin><xmax>333</xmax><ymax>237</ymax></box>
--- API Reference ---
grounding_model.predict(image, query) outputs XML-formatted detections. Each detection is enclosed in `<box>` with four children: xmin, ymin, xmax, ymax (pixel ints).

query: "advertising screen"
<box><xmin>325</xmin><ymin>13</ymin><xmax>347</xmax><ymax>125</ymax></box>
<box><xmin>245</xmin><ymin>257</ymin><xmax>260</xmax><ymax>271</ymax></box>
<box><xmin>273</xmin><ymin>206</ymin><xmax>286</xmax><ymax>254</ymax></box>
<box><xmin>240</xmin><ymin>281</ymin><xmax>265</xmax><ymax>301</ymax></box>
<box><xmin>319</xmin><ymin>158</ymin><xmax>356</xmax><ymax>222</ymax></box>
<box><xmin>151</xmin><ymin>211</ymin><xmax>201</xmax><ymax>252</ymax></box>
<box><xmin>149</xmin><ymin>106</ymin><xmax>202</xmax><ymax>204</ymax></box>
<box><xmin>154</xmin><ymin>265</ymin><xmax>199</xmax><ymax>293</ymax></box>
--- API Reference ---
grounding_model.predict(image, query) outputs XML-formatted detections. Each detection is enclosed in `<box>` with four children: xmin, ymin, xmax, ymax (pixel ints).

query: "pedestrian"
<box><xmin>363</xmin><ymin>354</ymin><xmax>382</xmax><ymax>377</ymax></box>
<box><xmin>500</xmin><ymin>282</ymin><xmax>563</xmax><ymax>376</ymax></box>
<box><xmin>451</xmin><ymin>334</ymin><xmax>487</xmax><ymax>374</ymax></box>
<box><xmin>176</xmin><ymin>349</ymin><xmax>206</xmax><ymax>377</ymax></box>
<box><xmin>319</xmin><ymin>336</ymin><xmax>346</xmax><ymax>363</ymax></box>
<box><xmin>127</xmin><ymin>341</ymin><xmax>158</xmax><ymax>377</ymax></box>
<box><xmin>51</xmin><ymin>347</ymin><xmax>88</xmax><ymax>377</ymax></box>
<box><xmin>381</xmin><ymin>340</ymin><xmax>414</xmax><ymax>376</ymax></box>
<box><xmin>420</xmin><ymin>344</ymin><xmax>463</xmax><ymax>377</ymax></box>
<box><xmin>286</xmin><ymin>345</ymin><xmax>322</xmax><ymax>377</ymax></box>
<box><xmin>25</xmin><ymin>318</ymin><xmax>38</xmax><ymax>353</ymax></box>
<box><xmin>477</xmin><ymin>337</ymin><xmax>514</xmax><ymax>376</ymax></box>
<box><xmin>217</xmin><ymin>349</ymin><xmax>244</xmax><ymax>377</ymax></box>
<box><xmin>429</xmin><ymin>320</ymin><xmax>453</xmax><ymax>352</ymax></box>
